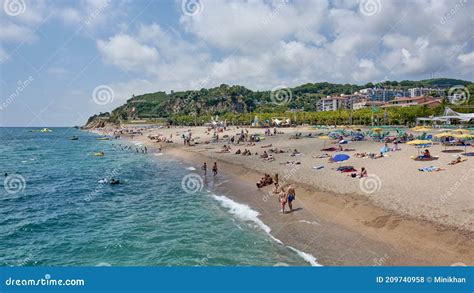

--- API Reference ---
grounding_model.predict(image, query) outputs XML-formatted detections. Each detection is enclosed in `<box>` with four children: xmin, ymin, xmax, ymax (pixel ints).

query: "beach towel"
<box><xmin>336</xmin><ymin>166</ymin><xmax>356</xmax><ymax>172</ymax></box>
<box><xmin>321</xmin><ymin>147</ymin><xmax>337</xmax><ymax>151</ymax></box>
<box><xmin>418</xmin><ymin>166</ymin><xmax>443</xmax><ymax>172</ymax></box>
<box><xmin>380</xmin><ymin>146</ymin><xmax>390</xmax><ymax>153</ymax></box>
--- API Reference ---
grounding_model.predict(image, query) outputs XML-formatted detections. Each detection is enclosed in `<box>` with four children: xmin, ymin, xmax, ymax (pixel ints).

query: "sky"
<box><xmin>0</xmin><ymin>0</ymin><xmax>472</xmax><ymax>126</ymax></box>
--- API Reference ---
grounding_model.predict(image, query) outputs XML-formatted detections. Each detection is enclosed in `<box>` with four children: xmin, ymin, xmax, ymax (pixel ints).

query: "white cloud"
<box><xmin>97</xmin><ymin>34</ymin><xmax>159</xmax><ymax>73</ymax></box>
<box><xmin>95</xmin><ymin>0</ymin><xmax>473</xmax><ymax>91</ymax></box>
<box><xmin>458</xmin><ymin>52</ymin><xmax>474</xmax><ymax>66</ymax></box>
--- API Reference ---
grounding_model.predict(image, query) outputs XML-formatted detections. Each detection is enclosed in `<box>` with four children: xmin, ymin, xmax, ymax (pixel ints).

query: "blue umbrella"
<box><xmin>333</xmin><ymin>154</ymin><xmax>350</xmax><ymax>162</ymax></box>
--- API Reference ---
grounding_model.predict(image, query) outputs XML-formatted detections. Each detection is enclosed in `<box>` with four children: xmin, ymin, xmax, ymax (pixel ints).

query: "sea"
<box><xmin>0</xmin><ymin>127</ymin><xmax>315</xmax><ymax>266</ymax></box>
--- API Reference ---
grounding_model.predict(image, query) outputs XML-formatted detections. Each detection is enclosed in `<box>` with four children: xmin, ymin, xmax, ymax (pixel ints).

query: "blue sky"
<box><xmin>0</xmin><ymin>0</ymin><xmax>472</xmax><ymax>126</ymax></box>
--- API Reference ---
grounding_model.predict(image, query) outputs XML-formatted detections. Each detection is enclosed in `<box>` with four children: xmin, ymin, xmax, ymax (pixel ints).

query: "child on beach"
<box><xmin>278</xmin><ymin>187</ymin><xmax>287</xmax><ymax>213</ymax></box>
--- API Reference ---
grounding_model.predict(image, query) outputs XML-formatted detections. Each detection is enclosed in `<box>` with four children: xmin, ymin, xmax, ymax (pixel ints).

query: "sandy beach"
<box><xmin>95</xmin><ymin>125</ymin><xmax>473</xmax><ymax>266</ymax></box>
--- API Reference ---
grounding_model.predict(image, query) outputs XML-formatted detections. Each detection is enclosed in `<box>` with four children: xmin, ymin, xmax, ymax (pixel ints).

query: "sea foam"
<box><xmin>209</xmin><ymin>193</ymin><xmax>321</xmax><ymax>266</ymax></box>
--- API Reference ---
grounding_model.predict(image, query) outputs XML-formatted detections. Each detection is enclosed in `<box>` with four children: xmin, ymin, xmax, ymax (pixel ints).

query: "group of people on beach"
<box><xmin>202</xmin><ymin>162</ymin><xmax>218</xmax><ymax>176</ymax></box>
<box><xmin>273</xmin><ymin>183</ymin><xmax>296</xmax><ymax>213</ymax></box>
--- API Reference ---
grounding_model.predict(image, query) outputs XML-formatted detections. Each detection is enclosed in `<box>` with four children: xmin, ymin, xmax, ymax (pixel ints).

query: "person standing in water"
<box><xmin>287</xmin><ymin>186</ymin><xmax>296</xmax><ymax>212</ymax></box>
<box><xmin>212</xmin><ymin>162</ymin><xmax>218</xmax><ymax>176</ymax></box>
<box><xmin>202</xmin><ymin>162</ymin><xmax>207</xmax><ymax>176</ymax></box>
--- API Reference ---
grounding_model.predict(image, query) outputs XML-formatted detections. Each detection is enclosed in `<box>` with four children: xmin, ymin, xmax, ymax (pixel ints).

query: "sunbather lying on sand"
<box><xmin>449</xmin><ymin>156</ymin><xmax>467</xmax><ymax>165</ymax></box>
<box><xmin>290</xmin><ymin>149</ymin><xmax>303</xmax><ymax>157</ymax></box>
<box><xmin>312</xmin><ymin>153</ymin><xmax>330</xmax><ymax>158</ymax></box>
<box><xmin>280</xmin><ymin>161</ymin><xmax>301</xmax><ymax>165</ymax></box>
<box><xmin>269</xmin><ymin>148</ymin><xmax>285</xmax><ymax>154</ymax></box>
<box><xmin>321</xmin><ymin>147</ymin><xmax>338</xmax><ymax>152</ymax></box>
<box><xmin>355</xmin><ymin>152</ymin><xmax>367</xmax><ymax>158</ymax></box>
<box><xmin>262</xmin><ymin>155</ymin><xmax>275</xmax><ymax>162</ymax></box>
<box><xmin>261</xmin><ymin>144</ymin><xmax>272</xmax><ymax>148</ymax></box>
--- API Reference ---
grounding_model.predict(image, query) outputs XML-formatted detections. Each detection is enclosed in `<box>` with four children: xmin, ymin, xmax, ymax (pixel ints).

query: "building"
<box><xmin>359</xmin><ymin>88</ymin><xmax>408</xmax><ymax>102</ymax></box>
<box><xmin>381</xmin><ymin>96</ymin><xmax>442</xmax><ymax>108</ymax></box>
<box><xmin>408</xmin><ymin>87</ymin><xmax>445</xmax><ymax>97</ymax></box>
<box><xmin>352</xmin><ymin>99</ymin><xmax>385</xmax><ymax>110</ymax></box>
<box><xmin>316</xmin><ymin>96</ymin><xmax>352</xmax><ymax>111</ymax></box>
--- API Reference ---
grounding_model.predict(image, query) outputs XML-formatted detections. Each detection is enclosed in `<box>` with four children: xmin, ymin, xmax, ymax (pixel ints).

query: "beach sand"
<box><xmin>99</xmin><ymin>125</ymin><xmax>474</xmax><ymax>266</ymax></box>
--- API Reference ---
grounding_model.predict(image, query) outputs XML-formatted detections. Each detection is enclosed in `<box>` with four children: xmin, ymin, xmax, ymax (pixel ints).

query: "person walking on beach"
<box><xmin>279</xmin><ymin>187</ymin><xmax>287</xmax><ymax>213</ymax></box>
<box><xmin>212</xmin><ymin>162</ymin><xmax>218</xmax><ymax>176</ymax></box>
<box><xmin>287</xmin><ymin>186</ymin><xmax>296</xmax><ymax>212</ymax></box>
<box><xmin>202</xmin><ymin>162</ymin><xmax>207</xmax><ymax>176</ymax></box>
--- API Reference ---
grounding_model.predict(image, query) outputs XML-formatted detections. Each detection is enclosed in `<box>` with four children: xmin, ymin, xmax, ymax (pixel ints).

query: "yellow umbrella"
<box><xmin>319</xmin><ymin>135</ymin><xmax>331</xmax><ymax>148</ymax></box>
<box><xmin>412</xmin><ymin>127</ymin><xmax>431</xmax><ymax>132</ymax></box>
<box><xmin>434</xmin><ymin>132</ymin><xmax>454</xmax><ymax>138</ymax></box>
<box><xmin>451</xmin><ymin>129</ymin><xmax>468</xmax><ymax>134</ymax></box>
<box><xmin>407</xmin><ymin>139</ymin><xmax>432</xmax><ymax>145</ymax></box>
<box><xmin>371</xmin><ymin>128</ymin><xmax>382</xmax><ymax>132</ymax></box>
<box><xmin>407</xmin><ymin>140</ymin><xmax>432</xmax><ymax>155</ymax></box>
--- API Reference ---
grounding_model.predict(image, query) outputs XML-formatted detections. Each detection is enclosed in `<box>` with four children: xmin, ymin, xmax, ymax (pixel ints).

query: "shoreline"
<box><xmin>93</xmin><ymin>126</ymin><xmax>473</xmax><ymax>266</ymax></box>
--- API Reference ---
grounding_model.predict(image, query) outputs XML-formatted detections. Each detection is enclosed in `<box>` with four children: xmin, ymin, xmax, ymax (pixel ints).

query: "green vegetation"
<box><xmin>89</xmin><ymin>78</ymin><xmax>472</xmax><ymax>127</ymax></box>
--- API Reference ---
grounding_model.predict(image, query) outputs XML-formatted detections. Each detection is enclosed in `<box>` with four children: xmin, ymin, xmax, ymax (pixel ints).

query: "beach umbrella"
<box><xmin>407</xmin><ymin>140</ymin><xmax>432</xmax><ymax>155</ymax></box>
<box><xmin>407</xmin><ymin>140</ymin><xmax>432</xmax><ymax>145</ymax></box>
<box><xmin>434</xmin><ymin>132</ymin><xmax>453</xmax><ymax>138</ymax></box>
<box><xmin>412</xmin><ymin>127</ymin><xmax>431</xmax><ymax>132</ymax></box>
<box><xmin>453</xmin><ymin>133</ymin><xmax>474</xmax><ymax>154</ymax></box>
<box><xmin>319</xmin><ymin>135</ymin><xmax>330</xmax><ymax>148</ymax></box>
<box><xmin>435</xmin><ymin>132</ymin><xmax>455</xmax><ymax>151</ymax></box>
<box><xmin>371</xmin><ymin>128</ymin><xmax>382</xmax><ymax>132</ymax></box>
<box><xmin>333</xmin><ymin>154</ymin><xmax>350</xmax><ymax>162</ymax></box>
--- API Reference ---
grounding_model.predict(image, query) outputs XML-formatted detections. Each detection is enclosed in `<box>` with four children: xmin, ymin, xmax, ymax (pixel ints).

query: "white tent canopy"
<box><xmin>416</xmin><ymin>107</ymin><xmax>474</xmax><ymax>123</ymax></box>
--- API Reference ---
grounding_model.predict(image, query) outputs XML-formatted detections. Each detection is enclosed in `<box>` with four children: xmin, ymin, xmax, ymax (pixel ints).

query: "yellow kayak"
<box><xmin>94</xmin><ymin>152</ymin><xmax>105</xmax><ymax>157</ymax></box>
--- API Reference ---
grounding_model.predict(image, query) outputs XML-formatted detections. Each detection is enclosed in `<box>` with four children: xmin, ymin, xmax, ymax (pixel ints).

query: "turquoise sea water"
<box><xmin>0</xmin><ymin>128</ymin><xmax>309</xmax><ymax>266</ymax></box>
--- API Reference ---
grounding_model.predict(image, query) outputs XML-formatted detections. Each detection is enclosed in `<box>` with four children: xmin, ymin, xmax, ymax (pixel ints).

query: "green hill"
<box><xmin>85</xmin><ymin>78</ymin><xmax>472</xmax><ymax>127</ymax></box>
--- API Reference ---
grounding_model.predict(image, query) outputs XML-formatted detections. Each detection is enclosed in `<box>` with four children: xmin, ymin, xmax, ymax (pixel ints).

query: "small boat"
<box><xmin>94</xmin><ymin>152</ymin><xmax>105</xmax><ymax>157</ymax></box>
<box><xmin>39</xmin><ymin>128</ymin><xmax>53</xmax><ymax>133</ymax></box>
<box><xmin>69</xmin><ymin>136</ymin><xmax>79</xmax><ymax>140</ymax></box>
